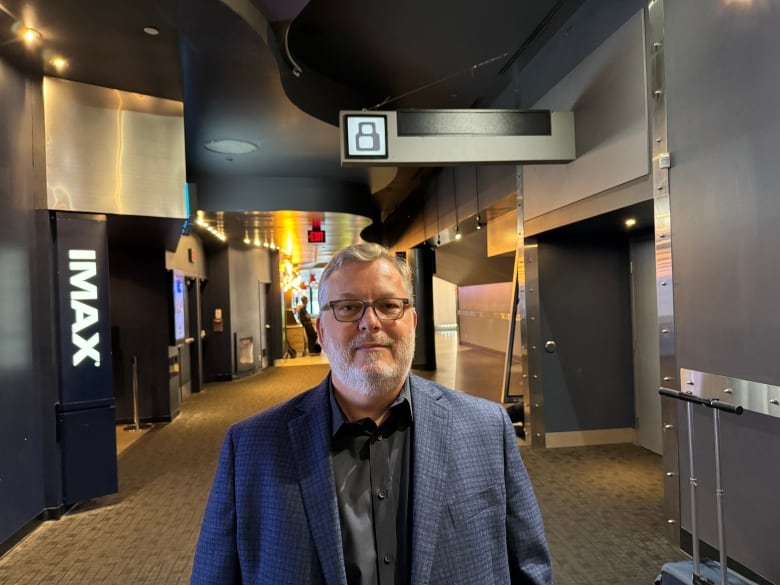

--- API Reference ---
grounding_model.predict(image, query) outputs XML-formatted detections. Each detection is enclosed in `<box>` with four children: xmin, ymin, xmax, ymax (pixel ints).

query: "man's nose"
<box><xmin>358</xmin><ymin>304</ymin><xmax>382</xmax><ymax>328</ymax></box>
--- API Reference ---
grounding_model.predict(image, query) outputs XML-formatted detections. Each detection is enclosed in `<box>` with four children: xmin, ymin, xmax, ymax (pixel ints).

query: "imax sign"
<box><xmin>68</xmin><ymin>249</ymin><xmax>101</xmax><ymax>367</ymax></box>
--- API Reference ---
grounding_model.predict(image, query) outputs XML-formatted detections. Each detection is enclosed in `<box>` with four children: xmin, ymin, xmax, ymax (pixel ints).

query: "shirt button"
<box><xmin>376</xmin><ymin>434</ymin><xmax>383</xmax><ymax>441</ymax></box>
<box><xmin>383</xmin><ymin>553</ymin><xmax>394</xmax><ymax>564</ymax></box>
<box><xmin>377</xmin><ymin>489</ymin><xmax>387</xmax><ymax>499</ymax></box>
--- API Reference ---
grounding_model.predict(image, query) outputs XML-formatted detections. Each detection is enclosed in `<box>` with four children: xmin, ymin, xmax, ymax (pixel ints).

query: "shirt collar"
<box><xmin>329</xmin><ymin>376</ymin><xmax>413</xmax><ymax>438</ymax></box>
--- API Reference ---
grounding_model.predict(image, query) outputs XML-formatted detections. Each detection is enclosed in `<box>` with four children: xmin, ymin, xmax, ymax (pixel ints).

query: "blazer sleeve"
<box><xmin>190</xmin><ymin>426</ymin><xmax>242</xmax><ymax>585</ymax></box>
<box><xmin>501</xmin><ymin>408</ymin><xmax>553</xmax><ymax>585</ymax></box>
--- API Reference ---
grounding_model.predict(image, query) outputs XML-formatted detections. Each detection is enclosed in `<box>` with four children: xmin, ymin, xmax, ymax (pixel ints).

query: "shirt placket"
<box><xmin>370</xmin><ymin>428</ymin><xmax>397</xmax><ymax>585</ymax></box>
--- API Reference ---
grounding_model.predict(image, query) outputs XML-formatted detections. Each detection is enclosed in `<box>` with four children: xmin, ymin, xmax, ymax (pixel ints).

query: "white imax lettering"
<box><xmin>69</xmin><ymin>249</ymin><xmax>101</xmax><ymax>367</ymax></box>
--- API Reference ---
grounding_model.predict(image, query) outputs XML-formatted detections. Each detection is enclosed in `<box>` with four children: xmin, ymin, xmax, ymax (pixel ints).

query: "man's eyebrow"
<box><xmin>331</xmin><ymin>293</ymin><xmax>402</xmax><ymax>300</ymax></box>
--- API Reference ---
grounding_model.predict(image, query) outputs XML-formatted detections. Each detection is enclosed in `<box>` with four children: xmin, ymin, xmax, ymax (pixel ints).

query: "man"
<box><xmin>296</xmin><ymin>294</ymin><xmax>320</xmax><ymax>354</ymax></box>
<box><xmin>191</xmin><ymin>243</ymin><xmax>552</xmax><ymax>585</ymax></box>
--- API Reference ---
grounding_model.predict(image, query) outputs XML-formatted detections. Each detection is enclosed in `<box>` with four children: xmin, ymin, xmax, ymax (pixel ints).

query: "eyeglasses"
<box><xmin>321</xmin><ymin>298</ymin><xmax>410</xmax><ymax>322</ymax></box>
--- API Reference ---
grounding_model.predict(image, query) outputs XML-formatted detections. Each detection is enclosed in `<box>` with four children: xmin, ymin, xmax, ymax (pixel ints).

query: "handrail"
<box><xmin>658</xmin><ymin>387</ymin><xmax>744</xmax><ymax>415</ymax></box>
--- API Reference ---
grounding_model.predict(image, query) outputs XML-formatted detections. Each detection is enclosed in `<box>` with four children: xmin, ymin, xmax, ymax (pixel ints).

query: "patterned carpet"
<box><xmin>0</xmin><ymin>364</ymin><xmax>686</xmax><ymax>584</ymax></box>
<box><xmin>521</xmin><ymin>444</ymin><xmax>686</xmax><ymax>584</ymax></box>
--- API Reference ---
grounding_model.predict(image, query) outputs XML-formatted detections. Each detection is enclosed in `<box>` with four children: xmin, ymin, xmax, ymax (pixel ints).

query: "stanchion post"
<box><xmin>124</xmin><ymin>355</ymin><xmax>151</xmax><ymax>432</ymax></box>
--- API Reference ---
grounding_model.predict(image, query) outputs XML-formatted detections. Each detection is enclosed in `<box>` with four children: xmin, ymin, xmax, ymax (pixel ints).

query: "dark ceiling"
<box><xmin>0</xmin><ymin>0</ymin><xmax>584</xmax><ymax>266</ymax></box>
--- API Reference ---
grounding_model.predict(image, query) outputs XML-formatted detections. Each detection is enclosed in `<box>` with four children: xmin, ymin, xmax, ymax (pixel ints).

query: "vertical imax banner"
<box><xmin>54</xmin><ymin>213</ymin><xmax>113</xmax><ymax>406</ymax></box>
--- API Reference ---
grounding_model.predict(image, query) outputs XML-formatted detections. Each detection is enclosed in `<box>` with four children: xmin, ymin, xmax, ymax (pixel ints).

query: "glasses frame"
<box><xmin>321</xmin><ymin>298</ymin><xmax>410</xmax><ymax>322</ymax></box>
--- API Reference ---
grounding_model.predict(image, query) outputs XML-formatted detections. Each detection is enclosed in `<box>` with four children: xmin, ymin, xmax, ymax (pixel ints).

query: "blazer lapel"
<box><xmin>408</xmin><ymin>375</ymin><xmax>450</xmax><ymax>585</ymax></box>
<box><xmin>288</xmin><ymin>380</ymin><xmax>348</xmax><ymax>585</ymax></box>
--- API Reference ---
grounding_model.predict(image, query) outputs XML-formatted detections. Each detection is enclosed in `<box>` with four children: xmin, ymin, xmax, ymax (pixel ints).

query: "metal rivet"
<box><xmin>664</xmin><ymin>376</ymin><xmax>674</xmax><ymax>381</ymax></box>
<box><xmin>664</xmin><ymin>424</ymin><xmax>674</xmax><ymax>430</ymax></box>
<box><xmin>665</xmin><ymin>472</ymin><xmax>676</xmax><ymax>477</ymax></box>
<box><xmin>723</xmin><ymin>388</ymin><xmax>733</xmax><ymax>394</ymax></box>
<box><xmin>667</xmin><ymin>519</ymin><xmax>677</xmax><ymax>525</ymax></box>
<box><xmin>770</xmin><ymin>399</ymin><xmax>779</xmax><ymax>406</ymax></box>
<box><xmin>661</xmin><ymin>329</ymin><xmax>669</xmax><ymax>334</ymax></box>
<box><xmin>686</xmin><ymin>379</ymin><xmax>694</xmax><ymax>385</ymax></box>
<box><xmin>660</xmin><ymin>281</ymin><xmax>667</xmax><ymax>286</ymax></box>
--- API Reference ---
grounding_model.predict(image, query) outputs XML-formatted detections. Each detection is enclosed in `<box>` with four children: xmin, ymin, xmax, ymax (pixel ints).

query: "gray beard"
<box><xmin>324</xmin><ymin>332</ymin><xmax>415</xmax><ymax>399</ymax></box>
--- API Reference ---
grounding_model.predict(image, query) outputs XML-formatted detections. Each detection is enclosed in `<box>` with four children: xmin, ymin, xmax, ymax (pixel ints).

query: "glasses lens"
<box><xmin>332</xmin><ymin>300</ymin><xmax>364</xmax><ymax>321</ymax></box>
<box><xmin>374</xmin><ymin>298</ymin><xmax>405</xmax><ymax>319</ymax></box>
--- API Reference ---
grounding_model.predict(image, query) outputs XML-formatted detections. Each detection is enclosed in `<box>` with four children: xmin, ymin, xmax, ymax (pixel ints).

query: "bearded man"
<box><xmin>191</xmin><ymin>243</ymin><xmax>552</xmax><ymax>585</ymax></box>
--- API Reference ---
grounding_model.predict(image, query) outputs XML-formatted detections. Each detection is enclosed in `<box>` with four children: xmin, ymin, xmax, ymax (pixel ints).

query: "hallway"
<box><xmin>0</xmin><ymin>338</ymin><xmax>685</xmax><ymax>584</ymax></box>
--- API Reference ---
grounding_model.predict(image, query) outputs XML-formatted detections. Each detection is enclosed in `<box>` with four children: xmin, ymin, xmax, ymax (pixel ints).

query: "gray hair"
<box><xmin>318</xmin><ymin>243</ymin><xmax>413</xmax><ymax>307</ymax></box>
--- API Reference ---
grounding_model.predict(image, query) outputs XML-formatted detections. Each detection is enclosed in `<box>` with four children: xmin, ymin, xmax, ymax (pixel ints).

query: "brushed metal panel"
<box><xmin>44</xmin><ymin>78</ymin><xmax>186</xmax><ymax>218</ymax></box>
<box><xmin>503</xmin><ymin>168</ymin><xmax>528</xmax><ymax>406</ymax></box>
<box><xmin>524</xmin><ymin>238</ymin><xmax>545</xmax><ymax>447</ymax></box>
<box><xmin>647</xmin><ymin>0</ymin><xmax>680</xmax><ymax>545</ymax></box>
<box><xmin>680</xmin><ymin>369</ymin><xmax>780</xmax><ymax>421</ymax></box>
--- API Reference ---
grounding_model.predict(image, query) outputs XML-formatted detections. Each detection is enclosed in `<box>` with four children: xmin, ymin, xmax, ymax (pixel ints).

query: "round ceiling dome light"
<box><xmin>203</xmin><ymin>139</ymin><xmax>259</xmax><ymax>155</ymax></box>
<box><xmin>143</xmin><ymin>26</ymin><xmax>160</xmax><ymax>36</ymax></box>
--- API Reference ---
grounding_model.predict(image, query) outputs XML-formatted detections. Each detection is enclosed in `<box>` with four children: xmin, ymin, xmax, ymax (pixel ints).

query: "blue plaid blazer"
<box><xmin>190</xmin><ymin>373</ymin><xmax>552</xmax><ymax>585</ymax></box>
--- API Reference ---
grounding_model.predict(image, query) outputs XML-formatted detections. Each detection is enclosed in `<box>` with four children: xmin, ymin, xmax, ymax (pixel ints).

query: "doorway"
<box><xmin>630</xmin><ymin>236</ymin><xmax>662</xmax><ymax>454</ymax></box>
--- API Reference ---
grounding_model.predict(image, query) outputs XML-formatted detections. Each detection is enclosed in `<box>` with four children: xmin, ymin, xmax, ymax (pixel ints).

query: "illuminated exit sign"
<box><xmin>308</xmin><ymin>229</ymin><xmax>326</xmax><ymax>243</ymax></box>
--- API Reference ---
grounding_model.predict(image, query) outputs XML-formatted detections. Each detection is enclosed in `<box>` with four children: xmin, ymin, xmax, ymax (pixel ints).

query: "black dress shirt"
<box><xmin>330</xmin><ymin>380</ymin><xmax>413</xmax><ymax>585</ymax></box>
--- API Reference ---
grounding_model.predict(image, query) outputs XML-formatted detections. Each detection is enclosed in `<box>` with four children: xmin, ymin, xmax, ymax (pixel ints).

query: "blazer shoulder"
<box><xmin>409</xmin><ymin>373</ymin><xmax>506</xmax><ymax>418</ymax></box>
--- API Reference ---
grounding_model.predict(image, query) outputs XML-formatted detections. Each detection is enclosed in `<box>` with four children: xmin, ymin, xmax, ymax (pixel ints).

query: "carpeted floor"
<box><xmin>521</xmin><ymin>444</ymin><xmax>686</xmax><ymax>584</ymax></box>
<box><xmin>0</xmin><ymin>362</ymin><xmax>686</xmax><ymax>584</ymax></box>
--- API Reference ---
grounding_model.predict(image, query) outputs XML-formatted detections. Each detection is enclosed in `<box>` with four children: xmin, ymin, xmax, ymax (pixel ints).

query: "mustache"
<box><xmin>349</xmin><ymin>333</ymin><xmax>394</xmax><ymax>351</ymax></box>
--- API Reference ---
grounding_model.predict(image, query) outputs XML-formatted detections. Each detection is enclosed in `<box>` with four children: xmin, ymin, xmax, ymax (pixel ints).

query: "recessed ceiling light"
<box><xmin>203</xmin><ymin>139</ymin><xmax>259</xmax><ymax>155</ymax></box>
<box><xmin>624</xmin><ymin>218</ymin><xmax>637</xmax><ymax>228</ymax></box>
<box><xmin>143</xmin><ymin>26</ymin><xmax>160</xmax><ymax>36</ymax></box>
<box><xmin>50</xmin><ymin>56</ymin><xmax>68</xmax><ymax>72</ymax></box>
<box><xmin>21</xmin><ymin>27</ymin><xmax>42</xmax><ymax>44</ymax></box>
